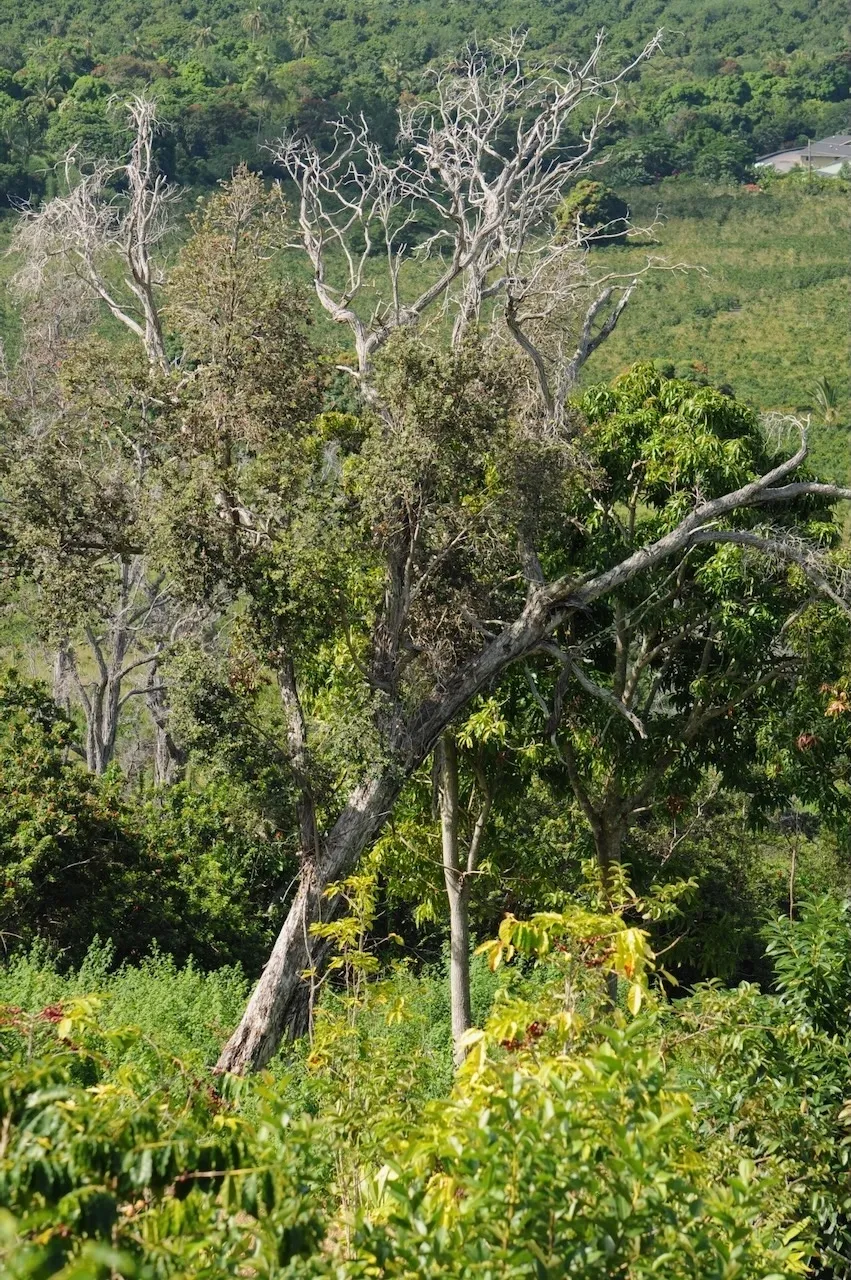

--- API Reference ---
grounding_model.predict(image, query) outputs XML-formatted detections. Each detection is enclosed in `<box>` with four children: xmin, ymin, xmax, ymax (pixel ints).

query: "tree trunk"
<box><xmin>146</xmin><ymin>666</ymin><xmax>186</xmax><ymax>787</ymax></box>
<box><xmin>277</xmin><ymin>658</ymin><xmax>318</xmax><ymax>859</ymax></box>
<box><xmin>215</xmin><ymin>589</ymin><xmax>554</xmax><ymax>1075</ymax></box>
<box><xmin>52</xmin><ymin>641</ymin><xmax>73</xmax><ymax>715</ymax></box>
<box><xmin>438</xmin><ymin>734</ymin><xmax>472</xmax><ymax>1069</ymax></box>
<box><xmin>214</xmin><ymin>770</ymin><xmax>401</xmax><ymax>1074</ymax></box>
<box><xmin>594</xmin><ymin>813</ymin><xmax>626</xmax><ymax>1007</ymax></box>
<box><xmin>82</xmin><ymin>674</ymin><xmax>114</xmax><ymax>774</ymax></box>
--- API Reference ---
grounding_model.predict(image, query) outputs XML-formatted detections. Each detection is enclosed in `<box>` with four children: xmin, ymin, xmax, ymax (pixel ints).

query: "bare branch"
<box><xmin>10</xmin><ymin>96</ymin><xmax>175</xmax><ymax>369</ymax></box>
<box><xmin>688</xmin><ymin>528</ymin><xmax>851</xmax><ymax>617</ymax></box>
<box><xmin>272</xmin><ymin>31</ymin><xmax>662</xmax><ymax>397</ymax></box>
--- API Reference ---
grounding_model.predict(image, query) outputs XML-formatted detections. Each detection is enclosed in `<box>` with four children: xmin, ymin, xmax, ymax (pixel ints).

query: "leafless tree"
<box><xmin>11</xmin><ymin>97</ymin><xmax>174</xmax><ymax>370</ymax></box>
<box><xmin>274</xmin><ymin>33</ymin><xmax>671</xmax><ymax>423</ymax></box>
<box><xmin>56</xmin><ymin>559</ymin><xmax>198</xmax><ymax>775</ymax></box>
<box><xmin>7</xmin><ymin>99</ymin><xmax>201</xmax><ymax>774</ymax></box>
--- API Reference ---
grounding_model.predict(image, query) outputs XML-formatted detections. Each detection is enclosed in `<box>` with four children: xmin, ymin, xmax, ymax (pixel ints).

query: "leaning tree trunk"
<box><xmin>214</xmin><ymin>771</ymin><xmax>402</xmax><ymax>1074</ymax></box>
<box><xmin>213</xmin><ymin>586</ymin><xmax>556</xmax><ymax>1075</ymax></box>
<box><xmin>438</xmin><ymin>734</ymin><xmax>473</xmax><ymax>1068</ymax></box>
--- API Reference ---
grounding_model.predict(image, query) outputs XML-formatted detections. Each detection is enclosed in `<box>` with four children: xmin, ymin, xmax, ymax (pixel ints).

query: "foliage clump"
<box><xmin>3</xmin><ymin>896</ymin><xmax>851</xmax><ymax>1276</ymax></box>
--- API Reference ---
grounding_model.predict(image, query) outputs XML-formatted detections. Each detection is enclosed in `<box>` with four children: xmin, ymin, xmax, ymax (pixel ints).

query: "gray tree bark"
<box><xmin>146</xmin><ymin>663</ymin><xmax>186</xmax><ymax>787</ymax></box>
<box><xmin>438</xmin><ymin>734</ymin><xmax>473</xmax><ymax>1068</ymax></box>
<box><xmin>214</xmin><ymin>771</ymin><xmax>400</xmax><ymax>1073</ymax></box>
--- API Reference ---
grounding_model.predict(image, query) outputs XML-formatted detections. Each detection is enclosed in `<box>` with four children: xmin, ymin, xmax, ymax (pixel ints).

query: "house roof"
<box><xmin>756</xmin><ymin>134</ymin><xmax>851</xmax><ymax>166</ymax></box>
<box><xmin>810</xmin><ymin>135</ymin><xmax>851</xmax><ymax>153</ymax></box>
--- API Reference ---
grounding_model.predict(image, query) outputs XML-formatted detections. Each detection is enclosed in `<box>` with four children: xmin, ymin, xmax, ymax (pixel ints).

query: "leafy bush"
<box><xmin>678</xmin><ymin>894</ymin><xmax>851</xmax><ymax>1274</ymax></box>
<box><xmin>3</xmin><ymin>896</ymin><xmax>851</xmax><ymax>1276</ymax></box>
<box><xmin>355</xmin><ymin>1028</ymin><xmax>806</xmax><ymax>1279</ymax></box>
<box><xmin>763</xmin><ymin>892</ymin><xmax>851</xmax><ymax>1035</ymax></box>
<box><xmin>0</xmin><ymin>1001</ymin><xmax>329</xmax><ymax>1278</ymax></box>
<box><xmin>0</xmin><ymin>670</ymin><xmax>171</xmax><ymax>966</ymax></box>
<box><xmin>0</xmin><ymin>670</ymin><xmax>292</xmax><ymax>971</ymax></box>
<box><xmin>555</xmin><ymin>180</ymin><xmax>630</xmax><ymax>245</ymax></box>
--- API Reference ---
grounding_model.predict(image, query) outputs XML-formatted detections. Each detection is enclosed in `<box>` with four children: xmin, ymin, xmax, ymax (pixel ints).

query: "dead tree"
<box><xmin>44</xmin><ymin>555</ymin><xmax>199</xmax><ymax>777</ymax></box>
<box><xmin>9</xmin><ymin>100</ymin><xmax>197</xmax><ymax>773</ymax></box>
<box><xmin>58</xmin><ymin>559</ymin><xmax>165</xmax><ymax>773</ymax></box>
<box><xmin>274</xmin><ymin>32</ymin><xmax>669</xmax><ymax>423</ymax></box>
<box><xmin>11</xmin><ymin>97</ymin><xmax>174</xmax><ymax>370</ymax></box>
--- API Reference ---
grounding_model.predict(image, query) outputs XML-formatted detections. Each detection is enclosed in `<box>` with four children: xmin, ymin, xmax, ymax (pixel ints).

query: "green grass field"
<box><xmin>584</xmin><ymin>179</ymin><xmax>851</xmax><ymax>481</ymax></box>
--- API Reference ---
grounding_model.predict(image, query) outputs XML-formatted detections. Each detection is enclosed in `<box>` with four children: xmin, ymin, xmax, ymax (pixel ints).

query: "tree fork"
<box><xmin>214</xmin><ymin>449</ymin><xmax>851</xmax><ymax>1073</ymax></box>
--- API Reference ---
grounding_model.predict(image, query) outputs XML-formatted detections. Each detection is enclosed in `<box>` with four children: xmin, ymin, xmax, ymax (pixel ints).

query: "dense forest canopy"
<box><xmin>0</xmin><ymin>0</ymin><xmax>849</xmax><ymax>198</ymax></box>
<box><xmin>8</xmin><ymin>0</ymin><xmax>851</xmax><ymax>61</ymax></box>
<box><xmin>2</xmin><ymin>2</ymin><xmax>851</xmax><ymax>1278</ymax></box>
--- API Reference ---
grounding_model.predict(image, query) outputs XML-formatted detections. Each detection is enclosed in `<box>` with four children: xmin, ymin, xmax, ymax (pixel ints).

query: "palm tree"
<box><xmin>245</xmin><ymin>57</ymin><xmax>281</xmax><ymax>137</ymax></box>
<box><xmin>241</xmin><ymin>8</ymin><xmax>267</xmax><ymax>42</ymax></box>
<box><xmin>124</xmin><ymin>33</ymin><xmax>154</xmax><ymax>59</ymax></box>
<box><xmin>26</xmin><ymin>73</ymin><xmax>63</xmax><ymax>116</ymax></box>
<box><xmin>194</xmin><ymin>25</ymin><xmax>214</xmax><ymax>49</ymax></box>
<box><xmin>286</xmin><ymin>16</ymin><xmax>314</xmax><ymax>57</ymax></box>
<box><xmin>813</xmin><ymin>375</ymin><xmax>842</xmax><ymax>425</ymax></box>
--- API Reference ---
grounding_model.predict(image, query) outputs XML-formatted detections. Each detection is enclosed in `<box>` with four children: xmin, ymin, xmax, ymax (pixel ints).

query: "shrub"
<box><xmin>554</xmin><ymin>180</ymin><xmax>629</xmax><ymax>245</ymax></box>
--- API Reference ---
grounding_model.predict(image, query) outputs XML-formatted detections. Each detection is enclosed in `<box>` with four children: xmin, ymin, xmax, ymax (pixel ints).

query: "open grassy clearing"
<box><xmin>584</xmin><ymin>179</ymin><xmax>851</xmax><ymax>480</ymax></box>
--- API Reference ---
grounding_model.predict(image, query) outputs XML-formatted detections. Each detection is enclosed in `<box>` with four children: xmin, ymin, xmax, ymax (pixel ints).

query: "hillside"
<box><xmin>5</xmin><ymin>7</ymin><xmax>851</xmax><ymax>1278</ymax></box>
<box><xmin>0</xmin><ymin>0</ymin><xmax>849</xmax><ymax>199</ymax></box>
<box><xmin>585</xmin><ymin>178</ymin><xmax>851</xmax><ymax>480</ymax></box>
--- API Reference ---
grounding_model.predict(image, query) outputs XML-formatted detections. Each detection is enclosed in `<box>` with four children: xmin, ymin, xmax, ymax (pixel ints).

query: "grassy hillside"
<box><xmin>585</xmin><ymin>179</ymin><xmax>851</xmax><ymax>481</ymax></box>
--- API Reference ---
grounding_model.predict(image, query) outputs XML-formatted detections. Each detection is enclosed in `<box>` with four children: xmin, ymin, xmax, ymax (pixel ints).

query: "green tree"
<box><xmin>286</xmin><ymin>16</ymin><xmax>315</xmax><ymax>57</ymax></box>
<box><xmin>529</xmin><ymin>364</ymin><xmax>850</xmax><ymax>888</ymax></box>
<box><xmin>240</xmin><ymin>7</ymin><xmax>267</xmax><ymax>43</ymax></box>
<box><xmin>554</xmin><ymin>179</ymin><xmax>630</xmax><ymax>245</ymax></box>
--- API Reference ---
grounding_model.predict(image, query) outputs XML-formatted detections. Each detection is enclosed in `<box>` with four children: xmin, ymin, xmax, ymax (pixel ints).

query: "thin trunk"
<box><xmin>438</xmin><ymin>734</ymin><xmax>472</xmax><ymax>1069</ymax></box>
<box><xmin>277</xmin><ymin>658</ymin><xmax>318</xmax><ymax>860</ymax></box>
<box><xmin>146</xmin><ymin>665</ymin><xmax>186</xmax><ymax>786</ymax></box>
<box><xmin>52</xmin><ymin>641</ymin><xmax>72</xmax><ymax>715</ymax></box>
<box><xmin>594</xmin><ymin>813</ymin><xmax>625</xmax><ymax>1007</ymax></box>
<box><xmin>82</xmin><ymin>631</ymin><xmax>128</xmax><ymax>775</ymax></box>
